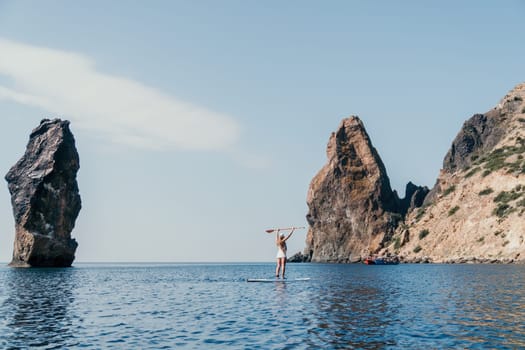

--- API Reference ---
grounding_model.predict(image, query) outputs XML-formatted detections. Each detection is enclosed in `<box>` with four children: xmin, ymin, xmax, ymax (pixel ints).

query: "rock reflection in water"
<box><xmin>0</xmin><ymin>268</ymin><xmax>78</xmax><ymax>349</ymax></box>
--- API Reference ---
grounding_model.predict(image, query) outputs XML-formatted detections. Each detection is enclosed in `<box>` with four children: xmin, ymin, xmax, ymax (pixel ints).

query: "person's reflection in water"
<box><xmin>306</xmin><ymin>274</ymin><xmax>396</xmax><ymax>349</ymax></box>
<box><xmin>1</xmin><ymin>268</ymin><xmax>79</xmax><ymax>349</ymax></box>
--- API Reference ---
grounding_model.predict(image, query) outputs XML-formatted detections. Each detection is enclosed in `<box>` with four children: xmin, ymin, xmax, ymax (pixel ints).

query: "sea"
<box><xmin>0</xmin><ymin>263</ymin><xmax>523</xmax><ymax>349</ymax></box>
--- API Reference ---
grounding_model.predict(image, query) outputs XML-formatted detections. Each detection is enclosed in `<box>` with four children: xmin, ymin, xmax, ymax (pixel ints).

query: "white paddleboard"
<box><xmin>246</xmin><ymin>277</ymin><xmax>310</xmax><ymax>283</ymax></box>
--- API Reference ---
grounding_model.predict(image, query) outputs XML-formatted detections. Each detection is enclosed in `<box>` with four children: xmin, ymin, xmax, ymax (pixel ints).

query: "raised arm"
<box><xmin>283</xmin><ymin>228</ymin><xmax>295</xmax><ymax>242</ymax></box>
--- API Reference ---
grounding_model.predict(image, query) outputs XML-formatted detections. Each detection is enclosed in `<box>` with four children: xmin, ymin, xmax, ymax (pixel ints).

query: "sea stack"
<box><xmin>304</xmin><ymin>116</ymin><xmax>427</xmax><ymax>262</ymax></box>
<box><xmin>5</xmin><ymin>119</ymin><xmax>81</xmax><ymax>267</ymax></box>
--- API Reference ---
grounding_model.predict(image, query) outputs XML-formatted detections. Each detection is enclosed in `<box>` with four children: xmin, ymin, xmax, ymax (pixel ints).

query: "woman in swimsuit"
<box><xmin>275</xmin><ymin>227</ymin><xmax>295</xmax><ymax>279</ymax></box>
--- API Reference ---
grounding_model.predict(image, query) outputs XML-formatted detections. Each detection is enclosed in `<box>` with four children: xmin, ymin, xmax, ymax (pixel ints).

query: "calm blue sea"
<box><xmin>0</xmin><ymin>263</ymin><xmax>524</xmax><ymax>349</ymax></box>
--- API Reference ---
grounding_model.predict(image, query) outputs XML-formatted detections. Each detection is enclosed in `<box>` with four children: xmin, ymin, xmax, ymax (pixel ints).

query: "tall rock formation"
<box><xmin>304</xmin><ymin>117</ymin><xmax>427</xmax><ymax>262</ymax></box>
<box><xmin>5</xmin><ymin>119</ymin><xmax>81</xmax><ymax>267</ymax></box>
<box><xmin>390</xmin><ymin>83</ymin><xmax>525</xmax><ymax>263</ymax></box>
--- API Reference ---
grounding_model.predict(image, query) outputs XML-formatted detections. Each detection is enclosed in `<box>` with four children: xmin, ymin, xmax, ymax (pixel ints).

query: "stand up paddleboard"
<box><xmin>246</xmin><ymin>278</ymin><xmax>310</xmax><ymax>283</ymax></box>
<box><xmin>251</xmin><ymin>226</ymin><xmax>309</xmax><ymax>283</ymax></box>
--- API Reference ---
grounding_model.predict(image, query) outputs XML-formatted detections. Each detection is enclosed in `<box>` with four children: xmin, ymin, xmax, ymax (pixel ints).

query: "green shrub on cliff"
<box><xmin>484</xmin><ymin>152</ymin><xmax>506</xmax><ymax>173</ymax></box>
<box><xmin>448</xmin><ymin>206</ymin><xmax>460</xmax><ymax>216</ymax></box>
<box><xmin>479</xmin><ymin>188</ymin><xmax>493</xmax><ymax>196</ymax></box>
<box><xmin>494</xmin><ymin>191</ymin><xmax>522</xmax><ymax>204</ymax></box>
<box><xmin>464</xmin><ymin>167</ymin><xmax>480</xmax><ymax>178</ymax></box>
<box><xmin>506</xmin><ymin>161</ymin><xmax>523</xmax><ymax>174</ymax></box>
<box><xmin>393</xmin><ymin>237</ymin><xmax>401</xmax><ymax>250</ymax></box>
<box><xmin>413</xmin><ymin>245</ymin><xmax>422</xmax><ymax>253</ymax></box>
<box><xmin>493</xmin><ymin>203</ymin><xmax>515</xmax><ymax>218</ymax></box>
<box><xmin>442</xmin><ymin>185</ymin><xmax>456</xmax><ymax>197</ymax></box>
<box><xmin>478</xmin><ymin>142</ymin><xmax>525</xmax><ymax>176</ymax></box>
<box><xmin>415</xmin><ymin>207</ymin><xmax>426</xmax><ymax>222</ymax></box>
<box><xmin>418</xmin><ymin>229</ymin><xmax>429</xmax><ymax>239</ymax></box>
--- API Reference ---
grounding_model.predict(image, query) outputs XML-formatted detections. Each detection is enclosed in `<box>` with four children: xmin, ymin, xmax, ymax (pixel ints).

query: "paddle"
<box><xmin>265</xmin><ymin>226</ymin><xmax>305</xmax><ymax>233</ymax></box>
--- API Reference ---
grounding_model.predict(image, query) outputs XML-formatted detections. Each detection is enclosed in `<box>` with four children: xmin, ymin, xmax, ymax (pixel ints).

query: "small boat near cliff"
<box><xmin>363</xmin><ymin>256</ymin><xmax>399</xmax><ymax>265</ymax></box>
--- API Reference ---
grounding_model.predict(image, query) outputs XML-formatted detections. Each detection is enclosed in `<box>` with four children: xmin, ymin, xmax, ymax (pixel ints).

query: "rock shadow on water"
<box><xmin>0</xmin><ymin>268</ymin><xmax>79</xmax><ymax>349</ymax></box>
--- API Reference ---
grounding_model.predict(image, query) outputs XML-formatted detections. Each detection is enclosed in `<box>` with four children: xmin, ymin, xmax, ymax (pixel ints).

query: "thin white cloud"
<box><xmin>0</xmin><ymin>37</ymin><xmax>240</xmax><ymax>151</ymax></box>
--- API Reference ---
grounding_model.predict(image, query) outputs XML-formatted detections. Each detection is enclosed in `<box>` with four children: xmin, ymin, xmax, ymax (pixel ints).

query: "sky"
<box><xmin>0</xmin><ymin>1</ymin><xmax>524</xmax><ymax>263</ymax></box>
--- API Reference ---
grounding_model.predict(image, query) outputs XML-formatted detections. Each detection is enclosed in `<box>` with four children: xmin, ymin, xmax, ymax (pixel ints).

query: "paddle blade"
<box><xmin>265</xmin><ymin>229</ymin><xmax>275</xmax><ymax>233</ymax></box>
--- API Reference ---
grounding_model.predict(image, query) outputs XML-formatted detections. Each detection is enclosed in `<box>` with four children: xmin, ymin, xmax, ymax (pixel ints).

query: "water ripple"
<box><xmin>0</xmin><ymin>263</ymin><xmax>523</xmax><ymax>349</ymax></box>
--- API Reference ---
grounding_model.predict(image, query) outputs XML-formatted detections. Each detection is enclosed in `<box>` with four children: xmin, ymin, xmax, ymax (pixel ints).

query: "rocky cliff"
<box><xmin>5</xmin><ymin>119</ymin><xmax>81</xmax><ymax>267</ymax></box>
<box><xmin>303</xmin><ymin>117</ymin><xmax>428</xmax><ymax>262</ymax></box>
<box><xmin>388</xmin><ymin>83</ymin><xmax>525</xmax><ymax>263</ymax></box>
<box><xmin>300</xmin><ymin>83</ymin><xmax>525</xmax><ymax>264</ymax></box>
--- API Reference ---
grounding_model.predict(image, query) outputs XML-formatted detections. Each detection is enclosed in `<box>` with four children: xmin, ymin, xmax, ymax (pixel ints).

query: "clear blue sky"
<box><xmin>0</xmin><ymin>1</ymin><xmax>524</xmax><ymax>262</ymax></box>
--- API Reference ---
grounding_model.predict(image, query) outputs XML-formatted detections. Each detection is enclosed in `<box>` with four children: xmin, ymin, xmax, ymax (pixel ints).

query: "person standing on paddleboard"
<box><xmin>275</xmin><ymin>227</ymin><xmax>295</xmax><ymax>279</ymax></box>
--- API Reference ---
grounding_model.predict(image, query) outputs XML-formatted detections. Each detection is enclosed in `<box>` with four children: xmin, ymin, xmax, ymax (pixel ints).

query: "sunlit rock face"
<box><xmin>397</xmin><ymin>83</ymin><xmax>525</xmax><ymax>263</ymax></box>
<box><xmin>6</xmin><ymin>119</ymin><xmax>81</xmax><ymax>267</ymax></box>
<box><xmin>304</xmin><ymin>116</ymin><xmax>427</xmax><ymax>262</ymax></box>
